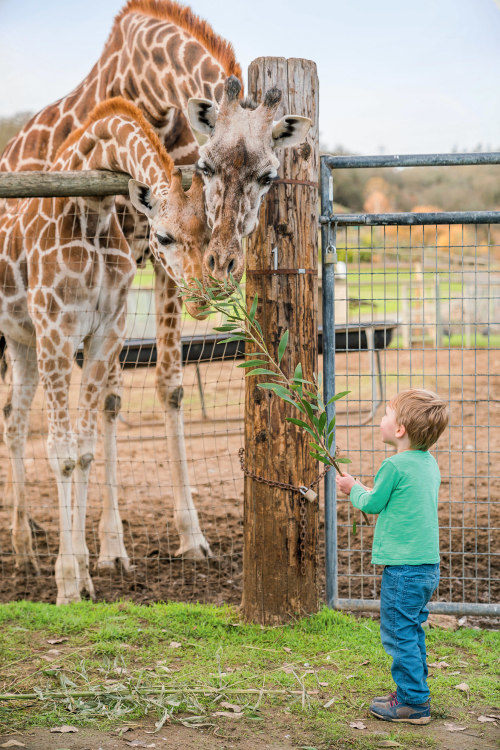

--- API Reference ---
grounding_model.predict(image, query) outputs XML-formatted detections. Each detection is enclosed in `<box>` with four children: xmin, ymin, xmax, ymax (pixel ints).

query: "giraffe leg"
<box><xmin>97</xmin><ymin>358</ymin><xmax>132</xmax><ymax>573</ymax></box>
<box><xmin>154</xmin><ymin>268</ymin><xmax>211</xmax><ymax>559</ymax></box>
<box><xmin>3</xmin><ymin>340</ymin><xmax>39</xmax><ymax>574</ymax></box>
<box><xmin>73</xmin><ymin>333</ymin><xmax>125</xmax><ymax>594</ymax></box>
<box><xmin>35</xmin><ymin>333</ymin><xmax>80</xmax><ymax>605</ymax></box>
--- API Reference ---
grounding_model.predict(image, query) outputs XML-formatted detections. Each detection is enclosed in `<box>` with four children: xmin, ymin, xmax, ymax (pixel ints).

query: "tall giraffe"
<box><xmin>0</xmin><ymin>98</ymin><xmax>210</xmax><ymax>604</ymax></box>
<box><xmin>1</xmin><ymin>0</ymin><xmax>311</xmax><ymax>561</ymax></box>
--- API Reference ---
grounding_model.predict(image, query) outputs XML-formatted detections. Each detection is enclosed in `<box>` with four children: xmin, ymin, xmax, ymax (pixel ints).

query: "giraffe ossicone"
<box><xmin>0</xmin><ymin>1</ymin><xmax>313</xmax><ymax>600</ymax></box>
<box><xmin>186</xmin><ymin>76</ymin><xmax>311</xmax><ymax>283</ymax></box>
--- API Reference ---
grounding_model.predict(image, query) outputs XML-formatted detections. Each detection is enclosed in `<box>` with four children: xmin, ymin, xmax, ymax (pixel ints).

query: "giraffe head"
<box><xmin>186</xmin><ymin>76</ymin><xmax>311</xmax><ymax>283</ymax></box>
<box><xmin>129</xmin><ymin>169</ymin><xmax>210</xmax><ymax>318</ymax></box>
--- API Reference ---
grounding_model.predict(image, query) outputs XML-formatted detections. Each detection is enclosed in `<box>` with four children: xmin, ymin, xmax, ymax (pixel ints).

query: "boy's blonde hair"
<box><xmin>388</xmin><ymin>389</ymin><xmax>448</xmax><ymax>450</ymax></box>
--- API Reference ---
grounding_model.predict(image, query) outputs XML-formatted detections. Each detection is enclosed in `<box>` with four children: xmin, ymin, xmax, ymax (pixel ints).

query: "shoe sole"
<box><xmin>370</xmin><ymin>709</ymin><xmax>431</xmax><ymax>725</ymax></box>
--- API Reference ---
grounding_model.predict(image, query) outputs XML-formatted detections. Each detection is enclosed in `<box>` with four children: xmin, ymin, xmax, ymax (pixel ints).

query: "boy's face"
<box><xmin>380</xmin><ymin>405</ymin><xmax>404</xmax><ymax>446</ymax></box>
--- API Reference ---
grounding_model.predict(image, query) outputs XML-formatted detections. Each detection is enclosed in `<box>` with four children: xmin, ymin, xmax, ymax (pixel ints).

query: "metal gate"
<box><xmin>320</xmin><ymin>152</ymin><xmax>500</xmax><ymax>616</ymax></box>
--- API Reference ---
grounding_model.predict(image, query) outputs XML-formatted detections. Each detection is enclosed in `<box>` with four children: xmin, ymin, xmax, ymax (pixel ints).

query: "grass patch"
<box><xmin>0</xmin><ymin>601</ymin><xmax>498</xmax><ymax>746</ymax></box>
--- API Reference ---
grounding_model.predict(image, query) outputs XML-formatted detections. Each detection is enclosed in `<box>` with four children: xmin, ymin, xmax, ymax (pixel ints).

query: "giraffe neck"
<box><xmin>54</xmin><ymin>111</ymin><xmax>172</xmax><ymax>196</ymax></box>
<box><xmin>0</xmin><ymin>8</ymin><xmax>235</xmax><ymax>172</ymax></box>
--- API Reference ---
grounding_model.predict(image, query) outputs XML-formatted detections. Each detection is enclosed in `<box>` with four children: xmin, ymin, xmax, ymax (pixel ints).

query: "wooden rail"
<box><xmin>0</xmin><ymin>168</ymin><xmax>195</xmax><ymax>198</ymax></box>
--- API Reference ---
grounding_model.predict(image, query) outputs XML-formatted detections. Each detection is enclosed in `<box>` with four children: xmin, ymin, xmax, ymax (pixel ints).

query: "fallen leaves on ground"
<box><xmin>0</xmin><ymin>742</ymin><xmax>26</xmax><ymax>748</ymax></box>
<box><xmin>443</xmin><ymin>722</ymin><xmax>467</xmax><ymax>732</ymax></box>
<box><xmin>376</xmin><ymin>742</ymin><xmax>402</xmax><ymax>748</ymax></box>
<box><xmin>478</xmin><ymin>715</ymin><xmax>498</xmax><ymax>723</ymax></box>
<box><xmin>349</xmin><ymin>720</ymin><xmax>366</xmax><ymax>730</ymax></box>
<box><xmin>428</xmin><ymin>661</ymin><xmax>450</xmax><ymax>668</ymax></box>
<box><xmin>219</xmin><ymin>701</ymin><xmax>243</xmax><ymax>713</ymax></box>
<box><xmin>454</xmin><ymin>682</ymin><xmax>470</xmax><ymax>693</ymax></box>
<box><xmin>46</xmin><ymin>638</ymin><xmax>68</xmax><ymax>645</ymax></box>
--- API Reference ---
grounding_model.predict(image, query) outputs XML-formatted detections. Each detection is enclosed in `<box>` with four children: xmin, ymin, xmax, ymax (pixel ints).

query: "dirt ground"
<box><xmin>1</xmin><ymin>711</ymin><xmax>499</xmax><ymax>750</ymax></box>
<box><xmin>0</xmin><ymin>347</ymin><xmax>498</xmax><ymax>609</ymax></box>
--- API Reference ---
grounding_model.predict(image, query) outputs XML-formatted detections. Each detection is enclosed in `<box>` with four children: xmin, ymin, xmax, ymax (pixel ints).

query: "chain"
<box><xmin>238</xmin><ymin>448</ymin><xmax>331</xmax><ymax>576</ymax></box>
<box><xmin>238</xmin><ymin>448</ymin><xmax>331</xmax><ymax>492</ymax></box>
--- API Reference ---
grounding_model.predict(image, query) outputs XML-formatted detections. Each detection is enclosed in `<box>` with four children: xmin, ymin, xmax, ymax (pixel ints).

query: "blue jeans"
<box><xmin>380</xmin><ymin>563</ymin><xmax>440</xmax><ymax>705</ymax></box>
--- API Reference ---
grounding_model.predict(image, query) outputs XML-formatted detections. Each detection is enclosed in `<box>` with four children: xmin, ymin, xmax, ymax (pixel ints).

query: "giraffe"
<box><xmin>0</xmin><ymin>0</ymin><xmax>311</xmax><ymax>561</ymax></box>
<box><xmin>0</xmin><ymin>97</ymin><xmax>210</xmax><ymax>604</ymax></box>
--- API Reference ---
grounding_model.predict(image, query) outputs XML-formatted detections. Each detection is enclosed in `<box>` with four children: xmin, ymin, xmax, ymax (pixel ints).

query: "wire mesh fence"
<box><xmin>0</xmin><ymin>194</ymin><xmax>245</xmax><ymax>606</ymax></box>
<box><xmin>1</xmin><ymin>154</ymin><xmax>499</xmax><ymax>615</ymax></box>
<box><xmin>321</xmin><ymin>153</ymin><xmax>500</xmax><ymax>615</ymax></box>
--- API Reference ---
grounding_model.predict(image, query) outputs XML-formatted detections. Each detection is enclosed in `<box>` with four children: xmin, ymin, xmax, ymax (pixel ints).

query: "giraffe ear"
<box><xmin>128</xmin><ymin>179</ymin><xmax>160</xmax><ymax>219</ymax></box>
<box><xmin>271</xmin><ymin>116</ymin><xmax>311</xmax><ymax>149</ymax></box>
<box><xmin>187</xmin><ymin>98</ymin><xmax>218</xmax><ymax>138</ymax></box>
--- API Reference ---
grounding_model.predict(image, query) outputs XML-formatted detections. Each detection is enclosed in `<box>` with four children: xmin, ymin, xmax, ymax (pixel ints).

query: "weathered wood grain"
<box><xmin>243</xmin><ymin>58</ymin><xmax>320</xmax><ymax>623</ymax></box>
<box><xmin>0</xmin><ymin>168</ymin><xmax>194</xmax><ymax>198</ymax></box>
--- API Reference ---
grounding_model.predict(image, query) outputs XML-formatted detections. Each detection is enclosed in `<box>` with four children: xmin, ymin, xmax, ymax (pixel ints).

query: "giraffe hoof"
<box><xmin>95</xmin><ymin>559</ymin><xmax>115</xmax><ymax>573</ymax></box>
<box><xmin>175</xmin><ymin>542</ymin><xmax>213</xmax><ymax>560</ymax></box>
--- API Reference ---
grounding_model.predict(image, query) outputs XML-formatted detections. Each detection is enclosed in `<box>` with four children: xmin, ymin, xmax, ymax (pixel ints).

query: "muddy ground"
<box><xmin>0</xmin><ymin>347</ymin><xmax>498</xmax><ymax>609</ymax></box>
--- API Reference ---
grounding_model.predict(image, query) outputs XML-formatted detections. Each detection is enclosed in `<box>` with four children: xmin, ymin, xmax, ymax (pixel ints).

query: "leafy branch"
<box><xmin>180</xmin><ymin>275</ymin><xmax>351</xmax><ymax>476</ymax></box>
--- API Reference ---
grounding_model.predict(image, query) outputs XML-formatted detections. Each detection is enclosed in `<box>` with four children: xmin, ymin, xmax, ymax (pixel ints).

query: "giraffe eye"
<box><xmin>156</xmin><ymin>233</ymin><xmax>174</xmax><ymax>246</ymax></box>
<box><xmin>259</xmin><ymin>173</ymin><xmax>276</xmax><ymax>187</ymax></box>
<box><xmin>196</xmin><ymin>160</ymin><xmax>214</xmax><ymax>178</ymax></box>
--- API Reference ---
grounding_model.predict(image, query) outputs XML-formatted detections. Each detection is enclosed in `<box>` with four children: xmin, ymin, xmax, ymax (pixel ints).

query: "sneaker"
<box><xmin>371</xmin><ymin>690</ymin><xmax>397</xmax><ymax>705</ymax></box>
<box><xmin>370</xmin><ymin>695</ymin><xmax>431</xmax><ymax>725</ymax></box>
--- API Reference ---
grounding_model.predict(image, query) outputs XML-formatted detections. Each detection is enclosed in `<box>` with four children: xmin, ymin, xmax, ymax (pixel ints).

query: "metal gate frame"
<box><xmin>320</xmin><ymin>151</ymin><xmax>500</xmax><ymax>617</ymax></box>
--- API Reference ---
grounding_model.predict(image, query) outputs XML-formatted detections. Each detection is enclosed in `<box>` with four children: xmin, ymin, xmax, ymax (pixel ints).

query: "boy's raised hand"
<box><xmin>336</xmin><ymin>472</ymin><xmax>357</xmax><ymax>495</ymax></box>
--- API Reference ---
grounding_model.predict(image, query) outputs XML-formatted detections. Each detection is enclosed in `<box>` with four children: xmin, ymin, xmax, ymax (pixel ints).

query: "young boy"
<box><xmin>336</xmin><ymin>389</ymin><xmax>448</xmax><ymax>725</ymax></box>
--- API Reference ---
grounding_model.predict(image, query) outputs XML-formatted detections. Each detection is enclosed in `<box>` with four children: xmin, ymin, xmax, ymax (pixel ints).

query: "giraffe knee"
<box><xmin>78</xmin><ymin>453</ymin><xmax>94</xmax><ymax>470</ymax></box>
<box><xmin>169</xmin><ymin>386</ymin><xmax>184</xmax><ymax>409</ymax></box>
<box><xmin>104</xmin><ymin>393</ymin><xmax>122</xmax><ymax>421</ymax></box>
<box><xmin>62</xmin><ymin>459</ymin><xmax>76</xmax><ymax>477</ymax></box>
<box><xmin>3</xmin><ymin>401</ymin><xmax>12</xmax><ymax>420</ymax></box>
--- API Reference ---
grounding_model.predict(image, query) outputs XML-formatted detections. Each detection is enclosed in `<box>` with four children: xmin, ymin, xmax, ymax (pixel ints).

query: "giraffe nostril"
<box><xmin>227</xmin><ymin>259</ymin><xmax>235</xmax><ymax>275</ymax></box>
<box><xmin>208</xmin><ymin>255</ymin><xmax>215</xmax><ymax>272</ymax></box>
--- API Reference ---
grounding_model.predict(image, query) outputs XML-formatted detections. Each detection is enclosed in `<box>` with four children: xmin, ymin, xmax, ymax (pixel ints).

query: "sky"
<box><xmin>1</xmin><ymin>0</ymin><xmax>499</xmax><ymax>155</ymax></box>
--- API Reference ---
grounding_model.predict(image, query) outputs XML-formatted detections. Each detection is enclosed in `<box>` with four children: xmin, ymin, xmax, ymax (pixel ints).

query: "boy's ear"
<box><xmin>395</xmin><ymin>423</ymin><xmax>406</xmax><ymax>438</ymax></box>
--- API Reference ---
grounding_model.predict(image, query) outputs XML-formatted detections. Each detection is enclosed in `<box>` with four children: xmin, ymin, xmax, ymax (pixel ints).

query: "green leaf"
<box><xmin>249</xmin><ymin>294</ymin><xmax>259</xmax><ymax>322</ymax></box>
<box><xmin>286</xmin><ymin>417</ymin><xmax>318</xmax><ymax>440</ymax></box>
<box><xmin>327</xmin><ymin>417</ymin><xmax>336</xmax><ymax>433</ymax></box>
<box><xmin>219</xmin><ymin>335</ymin><xmax>249</xmax><ymax>344</ymax></box>
<box><xmin>336</xmin><ymin>457</ymin><xmax>352</xmax><ymax>464</ymax></box>
<box><xmin>352</xmin><ymin>520</ymin><xmax>357</xmax><ymax>535</ymax></box>
<box><xmin>327</xmin><ymin>433</ymin><xmax>334</xmax><ymax>450</ymax></box>
<box><xmin>302</xmin><ymin>400</ymin><xmax>314</xmax><ymax>423</ymax></box>
<box><xmin>237</xmin><ymin>360</ymin><xmax>269</xmax><ymax>368</ymax></box>
<box><xmin>245</xmin><ymin>368</ymin><xmax>279</xmax><ymax>377</ymax></box>
<box><xmin>213</xmin><ymin>324</ymin><xmax>238</xmax><ymax>332</ymax></box>
<box><xmin>318</xmin><ymin>412</ymin><xmax>327</xmax><ymax>434</ymax></box>
<box><xmin>253</xmin><ymin>320</ymin><xmax>263</xmax><ymax>337</ymax></box>
<box><xmin>310</xmin><ymin>453</ymin><xmax>332</xmax><ymax>465</ymax></box>
<box><xmin>278</xmin><ymin>330</ymin><xmax>289</xmax><ymax>364</ymax></box>
<box><xmin>294</xmin><ymin>363</ymin><xmax>303</xmax><ymax>381</ymax></box>
<box><xmin>326</xmin><ymin>390</ymin><xmax>351</xmax><ymax>405</ymax></box>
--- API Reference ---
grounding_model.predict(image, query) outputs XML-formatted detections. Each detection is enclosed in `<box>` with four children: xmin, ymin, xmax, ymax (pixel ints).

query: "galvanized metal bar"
<box><xmin>324</xmin><ymin>152</ymin><xmax>500</xmax><ymax>169</ymax></box>
<box><xmin>321</xmin><ymin>154</ymin><xmax>338</xmax><ymax>608</ymax></box>
<box><xmin>0</xmin><ymin>168</ymin><xmax>194</xmax><ymax>198</ymax></box>
<box><xmin>335</xmin><ymin>598</ymin><xmax>500</xmax><ymax>617</ymax></box>
<box><xmin>320</xmin><ymin>211</ymin><xmax>500</xmax><ymax>226</ymax></box>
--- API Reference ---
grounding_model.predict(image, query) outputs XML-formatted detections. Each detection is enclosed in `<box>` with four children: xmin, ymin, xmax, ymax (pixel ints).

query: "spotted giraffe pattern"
<box><xmin>0</xmin><ymin>98</ymin><xmax>210</xmax><ymax>604</ymax></box>
<box><xmin>0</xmin><ymin>1</ymin><xmax>312</xmax><ymax>577</ymax></box>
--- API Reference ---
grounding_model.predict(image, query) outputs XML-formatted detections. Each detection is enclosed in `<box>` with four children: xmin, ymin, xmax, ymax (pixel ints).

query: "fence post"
<box><xmin>243</xmin><ymin>57</ymin><xmax>319</xmax><ymax>623</ymax></box>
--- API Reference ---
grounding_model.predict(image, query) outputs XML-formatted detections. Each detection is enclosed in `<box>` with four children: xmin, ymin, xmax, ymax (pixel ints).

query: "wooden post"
<box><xmin>243</xmin><ymin>58</ymin><xmax>319</xmax><ymax>623</ymax></box>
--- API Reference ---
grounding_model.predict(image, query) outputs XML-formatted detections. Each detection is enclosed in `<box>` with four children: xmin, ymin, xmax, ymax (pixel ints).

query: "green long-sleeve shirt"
<box><xmin>349</xmin><ymin>450</ymin><xmax>441</xmax><ymax>565</ymax></box>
